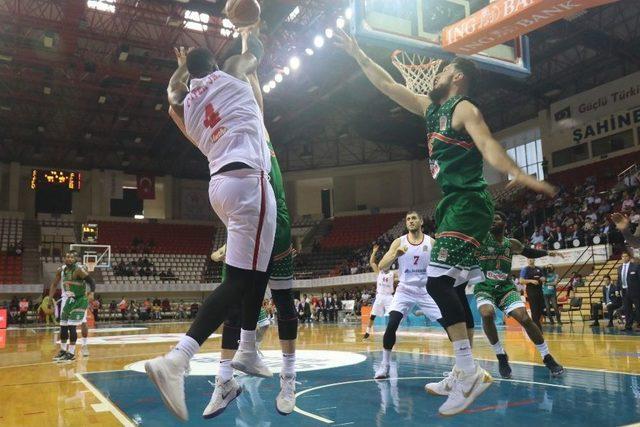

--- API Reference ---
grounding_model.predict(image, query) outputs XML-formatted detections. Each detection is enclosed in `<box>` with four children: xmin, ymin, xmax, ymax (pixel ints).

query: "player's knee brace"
<box><xmin>60</xmin><ymin>326</ymin><xmax>69</xmax><ymax>342</ymax></box>
<box><xmin>455</xmin><ymin>283</ymin><xmax>475</xmax><ymax>329</ymax></box>
<box><xmin>272</xmin><ymin>289</ymin><xmax>298</xmax><ymax>340</ymax></box>
<box><xmin>222</xmin><ymin>305</ymin><xmax>241</xmax><ymax>350</ymax></box>
<box><xmin>369</xmin><ymin>314</ymin><xmax>377</xmax><ymax>321</ymax></box>
<box><xmin>426</xmin><ymin>276</ymin><xmax>466</xmax><ymax>328</ymax></box>
<box><xmin>69</xmin><ymin>326</ymin><xmax>78</xmax><ymax>343</ymax></box>
<box><xmin>383</xmin><ymin>311</ymin><xmax>403</xmax><ymax>350</ymax></box>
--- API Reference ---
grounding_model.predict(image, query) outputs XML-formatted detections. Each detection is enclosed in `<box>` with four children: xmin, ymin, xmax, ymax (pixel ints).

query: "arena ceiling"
<box><xmin>1</xmin><ymin>0</ymin><xmax>639</xmax><ymax>179</ymax></box>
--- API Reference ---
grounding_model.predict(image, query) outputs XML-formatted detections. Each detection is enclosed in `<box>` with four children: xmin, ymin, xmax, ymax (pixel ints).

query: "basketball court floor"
<box><xmin>1</xmin><ymin>322</ymin><xmax>639</xmax><ymax>426</ymax></box>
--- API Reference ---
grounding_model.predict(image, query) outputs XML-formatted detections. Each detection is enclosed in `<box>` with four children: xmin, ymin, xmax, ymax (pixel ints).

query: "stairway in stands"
<box><xmin>22</xmin><ymin>219</ymin><xmax>42</xmax><ymax>284</ymax></box>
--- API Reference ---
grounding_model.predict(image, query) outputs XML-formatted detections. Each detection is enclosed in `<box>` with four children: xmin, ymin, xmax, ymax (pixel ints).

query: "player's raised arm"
<box><xmin>369</xmin><ymin>244</ymin><xmax>380</xmax><ymax>273</ymax></box>
<box><xmin>455</xmin><ymin>101</ymin><xmax>557</xmax><ymax>198</ymax></box>
<box><xmin>223</xmin><ymin>28</ymin><xmax>263</xmax><ymax>83</ymax></box>
<box><xmin>334</xmin><ymin>28</ymin><xmax>430</xmax><ymax>117</ymax></box>
<box><xmin>167</xmin><ymin>47</ymin><xmax>192</xmax><ymax>118</ymax></box>
<box><xmin>378</xmin><ymin>238</ymin><xmax>406</xmax><ymax>272</ymax></box>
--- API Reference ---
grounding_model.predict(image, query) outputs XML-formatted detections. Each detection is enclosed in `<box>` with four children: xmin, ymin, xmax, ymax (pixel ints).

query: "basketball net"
<box><xmin>84</xmin><ymin>255</ymin><xmax>97</xmax><ymax>272</ymax></box>
<box><xmin>391</xmin><ymin>50</ymin><xmax>443</xmax><ymax>95</ymax></box>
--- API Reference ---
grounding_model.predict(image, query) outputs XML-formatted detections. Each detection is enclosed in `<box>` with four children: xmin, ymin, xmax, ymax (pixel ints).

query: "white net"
<box><xmin>84</xmin><ymin>254</ymin><xmax>97</xmax><ymax>272</ymax></box>
<box><xmin>391</xmin><ymin>50</ymin><xmax>443</xmax><ymax>95</ymax></box>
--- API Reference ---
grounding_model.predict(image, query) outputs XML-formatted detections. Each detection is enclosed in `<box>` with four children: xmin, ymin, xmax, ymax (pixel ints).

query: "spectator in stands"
<box><xmin>622</xmin><ymin>191</ymin><xmax>636</xmax><ymax>211</ymax></box>
<box><xmin>569</xmin><ymin>272</ymin><xmax>584</xmax><ymax>289</ymax></box>
<box><xmin>328</xmin><ymin>293</ymin><xmax>338</xmax><ymax>322</ymax></box>
<box><xmin>302</xmin><ymin>294</ymin><xmax>311</xmax><ymax>323</ymax></box>
<box><xmin>547</xmin><ymin>226</ymin><xmax>564</xmax><ymax>249</ymax></box>
<box><xmin>321</xmin><ymin>293</ymin><xmax>329</xmax><ymax>322</ymax></box>
<box><xmin>543</xmin><ymin>265</ymin><xmax>561</xmax><ymax>325</ymax></box>
<box><xmin>39</xmin><ymin>294</ymin><xmax>55</xmax><ymax>326</ymax></box>
<box><xmin>177</xmin><ymin>300</ymin><xmax>187</xmax><ymax>319</ymax></box>
<box><xmin>602</xmin><ymin>275</ymin><xmax>622</xmax><ymax>328</ymax></box>
<box><xmin>109</xmin><ymin>300</ymin><xmax>117</xmax><ymax>318</ymax></box>
<box><xmin>139</xmin><ymin>299</ymin><xmax>150</xmax><ymax>321</ymax></box>
<box><xmin>167</xmin><ymin>268</ymin><xmax>177</xmax><ymax>282</ymax></box>
<box><xmin>19</xmin><ymin>298</ymin><xmax>29</xmax><ymax>324</ymax></box>
<box><xmin>530</xmin><ymin>229</ymin><xmax>545</xmax><ymax>247</ymax></box>
<box><xmin>152</xmin><ymin>302</ymin><xmax>162</xmax><ymax>320</ymax></box>
<box><xmin>118</xmin><ymin>297</ymin><xmax>128</xmax><ymax>320</ymax></box>
<box><xmin>162</xmin><ymin>298</ymin><xmax>171</xmax><ymax>313</ymax></box>
<box><xmin>189</xmin><ymin>302</ymin><xmax>199</xmax><ymax>319</ymax></box>
<box><xmin>520</xmin><ymin>259</ymin><xmax>546</xmax><ymax>331</ymax></box>
<box><xmin>92</xmin><ymin>297</ymin><xmax>101</xmax><ymax>322</ymax></box>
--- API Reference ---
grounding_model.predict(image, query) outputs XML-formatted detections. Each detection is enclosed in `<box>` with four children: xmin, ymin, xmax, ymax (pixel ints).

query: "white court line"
<box><xmin>293</xmin><ymin>374</ymin><xmax>571</xmax><ymax>424</ymax></box>
<box><xmin>394</xmin><ymin>350</ymin><xmax>640</xmax><ymax>377</ymax></box>
<box><xmin>75</xmin><ymin>373</ymin><xmax>135</xmax><ymax>427</ymax></box>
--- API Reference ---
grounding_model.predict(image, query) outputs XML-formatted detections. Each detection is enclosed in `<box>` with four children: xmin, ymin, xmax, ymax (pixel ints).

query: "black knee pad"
<box><xmin>455</xmin><ymin>283</ymin><xmax>475</xmax><ymax>329</ymax></box>
<box><xmin>426</xmin><ymin>276</ymin><xmax>466</xmax><ymax>328</ymax></box>
<box><xmin>272</xmin><ymin>289</ymin><xmax>298</xmax><ymax>340</ymax></box>
<box><xmin>369</xmin><ymin>314</ymin><xmax>377</xmax><ymax>321</ymax></box>
<box><xmin>69</xmin><ymin>326</ymin><xmax>78</xmax><ymax>343</ymax></box>
<box><xmin>60</xmin><ymin>326</ymin><xmax>69</xmax><ymax>342</ymax></box>
<box><xmin>383</xmin><ymin>311</ymin><xmax>403</xmax><ymax>350</ymax></box>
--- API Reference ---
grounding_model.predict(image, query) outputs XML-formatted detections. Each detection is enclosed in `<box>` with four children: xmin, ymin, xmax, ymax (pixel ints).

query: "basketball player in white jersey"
<box><xmin>363</xmin><ymin>244</ymin><xmax>396</xmax><ymax>340</ymax></box>
<box><xmin>145</xmin><ymin>28</ymin><xmax>277</xmax><ymax>422</ymax></box>
<box><xmin>374</xmin><ymin>211</ymin><xmax>443</xmax><ymax>379</ymax></box>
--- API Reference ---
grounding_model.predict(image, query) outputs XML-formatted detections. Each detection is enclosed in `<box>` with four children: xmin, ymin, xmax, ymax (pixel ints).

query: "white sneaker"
<box><xmin>81</xmin><ymin>346</ymin><xmax>89</xmax><ymax>357</ymax></box>
<box><xmin>231</xmin><ymin>348</ymin><xmax>273</xmax><ymax>378</ymax></box>
<box><xmin>202</xmin><ymin>377</ymin><xmax>242</xmax><ymax>419</ymax></box>
<box><xmin>374</xmin><ymin>364</ymin><xmax>390</xmax><ymax>380</ymax></box>
<box><xmin>438</xmin><ymin>365</ymin><xmax>493</xmax><ymax>416</ymax></box>
<box><xmin>276</xmin><ymin>374</ymin><xmax>296</xmax><ymax>415</ymax></box>
<box><xmin>145</xmin><ymin>356</ymin><xmax>189</xmax><ymax>421</ymax></box>
<box><xmin>424</xmin><ymin>368</ymin><xmax>458</xmax><ymax>396</ymax></box>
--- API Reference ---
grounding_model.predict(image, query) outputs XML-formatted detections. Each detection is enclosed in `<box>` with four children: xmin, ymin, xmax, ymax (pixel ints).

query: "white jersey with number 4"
<box><xmin>397</xmin><ymin>234</ymin><xmax>433</xmax><ymax>287</ymax></box>
<box><xmin>183</xmin><ymin>71</ymin><xmax>271</xmax><ymax>176</ymax></box>
<box><xmin>376</xmin><ymin>270</ymin><xmax>395</xmax><ymax>295</ymax></box>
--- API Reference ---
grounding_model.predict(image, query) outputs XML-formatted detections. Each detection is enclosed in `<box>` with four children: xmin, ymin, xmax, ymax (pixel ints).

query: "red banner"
<box><xmin>137</xmin><ymin>174</ymin><xmax>156</xmax><ymax>200</ymax></box>
<box><xmin>0</xmin><ymin>308</ymin><xmax>6</xmax><ymax>329</ymax></box>
<box><xmin>442</xmin><ymin>0</ymin><xmax>619</xmax><ymax>55</ymax></box>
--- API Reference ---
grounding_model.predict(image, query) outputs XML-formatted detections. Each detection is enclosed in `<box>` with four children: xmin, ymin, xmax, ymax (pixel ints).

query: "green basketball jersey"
<box><xmin>61</xmin><ymin>263</ymin><xmax>87</xmax><ymax>298</ymax></box>
<box><xmin>267</xmin><ymin>139</ymin><xmax>286</xmax><ymax>207</ymax></box>
<box><xmin>257</xmin><ymin>307</ymin><xmax>269</xmax><ymax>323</ymax></box>
<box><xmin>425</xmin><ymin>95</ymin><xmax>487</xmax><ymax>194</ymax></box>
<box><xmin>477</xmin><ymin>233</ymin><xmax>513</xmax><ymax>287</ymax></box>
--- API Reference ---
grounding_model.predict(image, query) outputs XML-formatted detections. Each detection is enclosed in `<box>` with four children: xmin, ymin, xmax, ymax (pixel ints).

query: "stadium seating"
<box><xmin>320</xmin><ymin>213</ymin><xmax>403</xmax><ymax>249</ymax></box>
<box><xmin>96</xmin><ymin>221</ymin><xmax>215</xmax><ymax>254</ymax></box>
<box><xmin>0</xmin><ymin>218</ymin><xmax>23</xmax><ymax>284</ymax></box>
<box><xmin>103</xmin><ymin>253</ymin><xmax>208</xmax><ymax>284</ymax></box>
<box><xmin>0</xmin><ymin>254</ymin><xmax>22</xmax><ymax>284</ymax></box>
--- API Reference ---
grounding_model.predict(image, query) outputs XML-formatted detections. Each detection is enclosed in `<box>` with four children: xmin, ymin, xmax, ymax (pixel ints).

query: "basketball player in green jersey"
<box><xmin>336</xmin><ymin>29</ymin><xmax>556</xmax><ymax>415</ymax></box>
<box><xmin>49</xmin><ymin>250</ymin><xmax>96</xmax><ymax>362</ymax></box>
<box><xmin>472</xmin><ymin>212</ymin><xmax>564</xmax><ymax>379</ymax></box>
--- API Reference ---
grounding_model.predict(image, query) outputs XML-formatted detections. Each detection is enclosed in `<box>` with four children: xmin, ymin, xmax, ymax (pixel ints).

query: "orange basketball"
<box><xmin>225</xmin><ymin>0</ymin><xmax>261</xmax><ymax>28</ymax></box>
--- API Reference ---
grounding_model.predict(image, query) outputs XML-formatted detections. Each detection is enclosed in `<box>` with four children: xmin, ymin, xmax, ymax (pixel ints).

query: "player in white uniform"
<box><xmin>374</xmin><ymin>211</ymin><xmax>443</xmax><ymax>379</ymax></box>
<box><xmin>145</xmin><ymin>29</ymin><xmax>277</xmax><ymax>422</ymax></box>
<box><xmin>363</xmin><ymin>244</ymin><xmax>396</xmax><ymax>339</ymax></box>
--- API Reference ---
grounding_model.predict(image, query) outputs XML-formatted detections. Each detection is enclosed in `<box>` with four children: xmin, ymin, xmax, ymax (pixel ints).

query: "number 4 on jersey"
<box><xmin>203</xmin><ymin>103</ymin><xmax>221</xmax><ymax>128</ymax></box>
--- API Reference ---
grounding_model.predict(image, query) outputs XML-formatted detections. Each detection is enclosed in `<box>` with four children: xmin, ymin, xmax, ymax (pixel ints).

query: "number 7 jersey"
<box><xmin>183</xmin><ymin>71</ymin><xmax>271</xmax><ymax>176</ymax></box>
<box><xmin>397</xmin><ymin>234</ymin><xmax>433</xmax><ymax>287</ymax></box>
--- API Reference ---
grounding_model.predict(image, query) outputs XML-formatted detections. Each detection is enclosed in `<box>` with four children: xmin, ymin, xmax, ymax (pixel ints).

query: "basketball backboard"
<box><xmin>352</xmin><ymin>0</ymin><xmax>531</xmax><ymax>78</ymax></box>
<box><xmin>69</xmin><ymin>244</ymin><xmax>111</xmax><ymax>271</ymax></box>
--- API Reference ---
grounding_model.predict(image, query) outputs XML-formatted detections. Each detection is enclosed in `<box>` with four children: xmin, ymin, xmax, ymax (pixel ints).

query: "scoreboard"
<box><xmin>30</xmin><ymin>169</ymin><xmax>81</xmax><ymax>191</ymax></box>
<box><xmin>81</xmin><ymin>223</ymin><xmax>98</xmax><ymax>243</ymax></box>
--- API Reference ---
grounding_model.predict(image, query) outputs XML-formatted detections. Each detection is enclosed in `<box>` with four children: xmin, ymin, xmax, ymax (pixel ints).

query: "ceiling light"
<box><xmin>305</xmin><ymin>48</ymin><xmax>314</xmax><ymax>56</ymax></box>
<box><xmin>139</xmin><ymin>75</ymin><xmax>151</xmax><ymax>82</ymax></box>
<box><xmin>263</xmin><ymin>84</ymin><xmax>271</xmax><ymax>93</ymax></box>
<box><xmin>154</xmin><ymin>103</ymin><xmax>163</xmax><ymax>111</ymax></box>
<box><xmin>325</xmin><ymin>28</ymin><xmax>334</xmax><ymax>39</ymax></box>
<box><xmin>43</xmin><ymin>86</ymin><xmax>51</xmax><ymax>95</ymax></box>
<box><xmin>269</xmin><ymin>80</ymin><xmax>276</xmax><ymax>89</ymax></box>
<box><xmin>134</xmin><ymin>137</ymin><xmax>142</xmax><ymax>143</ymax></box>
<box><xmin>345</xmin><ymin>7</ymin><xmax>353</xmax><ymax>20</ymax></box>
<box><xmin>98</xmin><ymin>95</ymin><xmax>106</xmax><ymax>104</ymax></box>
<box><xmin>283</xmin><ymin>67</ymin><xmax>290</xmax><ymax>75</ymax></box>
<box><xmin>274</xmin><ymin>73</ymin><xmax>283</xmax><ymax>83</ymax></box>
<box><xmin>43</xmin><ymin>32</ymin><xmax>54</xmax><ymax>48</ymax></box>
<box><xmin>313</xmin><ymin>35</ymin><xmax>325</xmax><ymax>48</ymax></box>
<box><xmin>134</xmin><ymin>214</ymin><xmax>144</xmax><ymax>220</ymax></box>
<box><xmin>289</xmin><ymin>56</ymin><xmax>301</xmax><ymax>70</ymax></box>
<box><xmin>0</xmin><ymin>54</ymin><xmax>12</xmax><ymax>62</ymax></box>
<box><xmin>336</xmin><ymin>17</ymin><xmax>345</xmax><ymax>29</ymax></box>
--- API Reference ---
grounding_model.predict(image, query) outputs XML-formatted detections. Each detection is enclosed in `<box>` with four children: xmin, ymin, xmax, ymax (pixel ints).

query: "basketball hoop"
<box><xmin>84</xmin><ymin>254</ymin><xmax>97</xmax><ymax>272</ymax></box>
<box><xmin>391</xmin><ymin>50</ymin><xmax>443</xmax><ymax>95</ymax></box>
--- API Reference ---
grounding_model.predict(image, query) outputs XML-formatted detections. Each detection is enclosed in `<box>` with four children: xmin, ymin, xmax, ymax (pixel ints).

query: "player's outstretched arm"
<box><xmin>334</xmin><ymin>28</ymin><xmax>430</xmax><ymax>117</ymax></box>
<box><xmin>167</xmin><ymin>47</ymin><xmax>191</xmax><ymax>118</ymax></box>
<box><xmin>369</xmin><ymin>244</ymin><xmax>380</xmax><ymax>273</ymax></box>
<box><xmin>612</xmin><ymin>212</ymin><xmax>640</xmax><ymax>248</ymax></box>
<box><xmin>455</xmin><ymin>101</ymin><xmax>557</xmax><ymax>198</ymax></box>
<box><xmin>378</xmin><ymin>238</ymin><xmax>406</xmax><ymax>272</ymax></box>
<box><xmin>223</xmin><ymin>28</ymin><xmax>263</xmax><ymax>82</ymax></box>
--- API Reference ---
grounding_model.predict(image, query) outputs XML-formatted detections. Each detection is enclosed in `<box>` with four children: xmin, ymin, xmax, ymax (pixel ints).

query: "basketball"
<box><xmin>225</xmin><ymin>0</ymin><xmax>261</xmax><ymax>28</ymax></box>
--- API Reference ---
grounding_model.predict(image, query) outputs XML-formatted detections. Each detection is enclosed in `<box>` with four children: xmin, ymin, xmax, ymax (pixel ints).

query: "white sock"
<box><xmin>535</xmin><ymin>342</ymin><xmax>550</xmax><ymax>358</ymax></box>
<box><xmin>167</xmin><ymin>335</ymin><xmax>200</xmax><ymax>365</ymax></box>
<box><xmin>491</xmin><ymin>341</ymin><xmax>506</xmax><ymax>355</ymax></box>
<box><xmin>61</xmin><ymin>342</ymin><xmax>68</xmax><ymax>352</ymax></box>
<box><xmin>366</xmin><ymin>326</ymin><xmax>371</xmax><ymax>334</ymax></box>
<box><xmin>282</xmin><ymin>353</ymin><xmax>296</xmax><ymax>377</ymax></box>
<box><xmin>239</xmin><ymin>329</ymin><xmax>256</xmax><ymax>351</ymax></box>
<box><xmin>82</xmin><ymin>337</ymin><xmax>88</xmax><ymax>347</ymax></box>
<box><xmin>218</xmin><ymin>359</ymin><xmax>233</xmax><ymax>382</ymax></box>
<box><xmin>382</xmin><ymin>349</ymin><xmax>391</xmax><ymax>365</ymax></box>
<box><xmin>453</xmin><ymin>339</ymin><xmax>476</xmax><ymax>375</ymax></box>
<box><xmin>68</xmin><ymin>344</ymin><xmax>76</xmax><ymax>354</ymax></box>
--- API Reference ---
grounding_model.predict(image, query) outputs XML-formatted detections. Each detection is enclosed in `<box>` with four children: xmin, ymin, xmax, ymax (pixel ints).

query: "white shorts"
<box><xmin>209</xmin><ymin>168</ymin><xmax>276</xmax><ymax>272</ymax></box>
<box><xmin>59</xmin><ymin>297</ymin><xmax>87</xmax><ymax>326</ymax></box>
<box><xmin>389</xmin><ymin>284</ymin><xmax>442</xmax><ymax>321</ymax></box>
<box><xmin>371</xmin><ymin>294</ymin><xmax>394</xmax><ymax>317</ymax></box>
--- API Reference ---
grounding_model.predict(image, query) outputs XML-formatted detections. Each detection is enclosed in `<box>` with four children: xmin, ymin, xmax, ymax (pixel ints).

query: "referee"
<box><xmin>520</xmin><ymin>259</ymin><xmax>547</xmax><ymax>331</ymax></box>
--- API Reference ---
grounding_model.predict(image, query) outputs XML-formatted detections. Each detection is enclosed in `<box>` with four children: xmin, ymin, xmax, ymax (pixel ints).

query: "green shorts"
<box><xmin>474</xmin><ymin>280</ymin><xmax>525</xmax><ymax>315</ymax></box>
<box><xmin>428</xmin><ymin>190</ymin><xmax>494</xmax><ymax>286</ymax></box>
<box><xmin>60</xmin><ymin>296</ymin><xmax>89</xmax><ymax>326</ymax></box>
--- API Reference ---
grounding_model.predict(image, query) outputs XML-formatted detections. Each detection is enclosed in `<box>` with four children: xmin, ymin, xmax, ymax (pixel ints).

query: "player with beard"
<box><xmin>336</xmin><ymin>29</ymin><xmax>556</xmax><ymax>415</ymax></box>
<box><xmin>469</xmin><ymin>212</ymin><xmax>564</xmax><ymax>379</ymax></box>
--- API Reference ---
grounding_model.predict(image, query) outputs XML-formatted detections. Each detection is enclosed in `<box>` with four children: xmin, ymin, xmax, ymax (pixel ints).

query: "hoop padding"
<box><xmin>391</xmin><ymin>50</ymin><xmax>443</xmax><ymax>95</ymax></box>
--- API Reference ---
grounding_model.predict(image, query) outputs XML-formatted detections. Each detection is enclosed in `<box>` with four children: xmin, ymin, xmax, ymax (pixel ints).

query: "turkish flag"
<box><xmin>137</xmin><ymin>174</ymin><xmax>155</xmax><ymax>199</ymax></box>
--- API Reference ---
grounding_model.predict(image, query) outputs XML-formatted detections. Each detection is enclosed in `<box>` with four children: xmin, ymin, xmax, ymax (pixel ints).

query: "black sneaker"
<box><xmin>57</xmin><ymin>351</ymin><xmax>76</xmax><ymax>363</ymax></box>
<box><xmin>496</xmin><ymin>353</ymin><xmax>512</xmax><ymax>379</ymax></box>
<box><xmin>543</xmin><ymin>355</ymin><xmax>564</xmax><ymax>377</ymax></box>
<box><xmin>363</xmin><ymin>332</ymin><xmax>370</xmax><ymax>340</ymax></box>
<box><xmin>52</xmin><ymin>350</ymin><xmax>66</xmax><ymax>361</ymax></box>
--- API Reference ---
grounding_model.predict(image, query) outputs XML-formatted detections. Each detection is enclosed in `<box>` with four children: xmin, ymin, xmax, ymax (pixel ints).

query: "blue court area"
<box><xmin>83</xmin><ymin>350</ymin><xmax>640</xmax><ymax>426</ymax></box>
